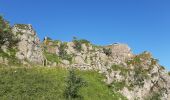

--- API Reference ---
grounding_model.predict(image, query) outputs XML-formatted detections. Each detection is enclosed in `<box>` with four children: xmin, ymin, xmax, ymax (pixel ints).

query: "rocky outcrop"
<box><xmin>12</xmin><ymin>24</ymin><xmax>44</xmax><ymax>64</ymax></box>
<box><xmin>43</xmin><ymin>39</ymin><xmax>170</xmax><ymax>100</ymax></box>
<box><xmin>1</xmin><ymin>21</ymin><xmax>169</xmax><ymax>100</ymax></box>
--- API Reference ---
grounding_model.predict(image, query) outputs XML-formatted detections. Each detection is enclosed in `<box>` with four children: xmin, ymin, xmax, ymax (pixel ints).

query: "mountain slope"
<box><xmin>0</xmin><ymin>16</ymin><xmax>170</xmax><ymax>100</ymax></box>
<box><xmin>0</xmin><ymin>67</ymin><xmax>127</xmax><ymax>100</ymax></box>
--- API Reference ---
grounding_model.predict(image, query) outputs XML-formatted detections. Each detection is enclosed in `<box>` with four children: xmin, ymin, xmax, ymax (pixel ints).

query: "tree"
<box><xmin>64</xmin><ymin>69</ymin><xmax>87</xmax><ymax>99</ymax></box>
<box><xmin>0</xmin><ymin>16</ymin><xmax>18</xmax><ymax>48</ymax></box>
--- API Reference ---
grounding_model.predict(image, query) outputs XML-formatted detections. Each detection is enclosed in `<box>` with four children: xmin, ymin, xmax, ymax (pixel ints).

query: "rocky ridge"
<box><xmin>0</xmin><ymin>23</ymin><xmax>170</xmax><ymax>100</ymax></box>
<box><xmin>12</xmin><ymin>24</ymin><xmax>44</xmax><ymax>64</ymax></box>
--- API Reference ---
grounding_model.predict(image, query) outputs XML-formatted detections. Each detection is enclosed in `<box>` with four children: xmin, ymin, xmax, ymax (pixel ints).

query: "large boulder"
<box><xmin>12</xmin><ymin>24</ymin><xmax>44</xmax><ymax>64</ymax></box>
<box><xmin>105</xmin><ymin>43</ymin><xmax>133</xmax><ymax>64</ymax></box>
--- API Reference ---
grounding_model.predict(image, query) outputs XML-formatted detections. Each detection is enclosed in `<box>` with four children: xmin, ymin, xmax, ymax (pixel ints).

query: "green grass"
<box><xmin>168</xmin><ymin>72</ymin><xmax>170</xmax><ymax>76</ymax></box>
<box><xmin>44</xmin><ymin>51</ymin><xmax>61</xmax><ymax>64</ymax></box>
<box><xmin>0</xmin><ymin>49</ymin><xmax>21</xmax><ymax>66</ymax></box>
<box><xmin>111</xmin><ymin>64</ymin><xmax>129</xmax><ymax>76</ymax></box>
<box><xmin>0</xmin><ymin>67</ymin><xmax>127</xmax><ymax>100</ymax></box>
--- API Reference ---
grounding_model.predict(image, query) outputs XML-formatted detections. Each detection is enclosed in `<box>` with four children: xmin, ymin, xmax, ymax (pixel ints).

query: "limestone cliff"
<box><xmin>42</xmin><ymin>38</ymin><xmax>170</xmax><ymax>100</ymax></box>
<box><xmin>0</xmin><ymin>21</ymin><xmax>170</xmax><ymax>100</ymax></box>
<box><xmin>12</xmin><ymin>24</ymin><xmax>44</xmax><ymax>64</ymax></box>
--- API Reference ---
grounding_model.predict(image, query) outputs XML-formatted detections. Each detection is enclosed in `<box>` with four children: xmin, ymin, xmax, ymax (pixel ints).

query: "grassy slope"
<box><xmin>0</xmin><ymin>67</ymin><xmax>127</xmax><ymax>100</ymax></box>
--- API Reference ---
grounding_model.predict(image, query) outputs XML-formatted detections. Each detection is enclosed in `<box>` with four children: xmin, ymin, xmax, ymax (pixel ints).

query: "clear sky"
<box><xmin>0</xmin><ymin>0</ymin><xmax>170</xmax><ymax>70</ymax></box>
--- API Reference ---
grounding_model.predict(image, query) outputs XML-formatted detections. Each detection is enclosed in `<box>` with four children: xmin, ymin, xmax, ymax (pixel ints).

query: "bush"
<box><xmin>15</xmin><ymin>24</ymin><xmax>29</xmax><ymax>30</ymax></box>
<box><xmin>64</xmin><ymin>69</ymin><xmax>87</xmax><ymax>99</ymax></box>
<box><xmin>133</xmin><ymin>65</ymin><xmax>149</xmax><ymax>87</ymax></box>
<box><xmin>127</xmin><ymin>52</ymin><xmax>153</xmax><ymax>66</ymax></box>
<box><xmin>111</xmin><ymin>81</ymin><xmax>126</xmax><ymax>91</ymax></box>
<box><xmin>103</xmin><ymin>48</ymin><xmax>112</xmax><ymax>56</ymax></box>
<box><xmin>73</xmin><ymin>39</ymin><xmax>82</xmax><ymax>52</ymax></box>
<box><xmin>145</xmin><ymin>91</ymin><xmax>162</xmax><ymax>100</ymax></box>
<box><xmin>58</xmin><ymin>42</ymin><xmax>72</xmax><ymax>62</ymax></box>
<box><xmin>111</xmin><ymin>64</ymin><xmax>129</xmax><ymax>76</ymax></box>
<box><xmin>168</xmin><ymin>72</ymin><xmax>170</xmax><ymax>76</ymax></box>
<box><xmin>0</xmin><ymin>16</ymin><xmax>19</xmax><ymax>48</ymax></box>
<box><xmin>59</xmin><ymin>42</ymin><xmax>68</xmax><ymax>57</ymax></box>
<box><xmin>0</xmin><ymin>48</ymin><xmax>20</xmax><ymax>65</ymax></box>
<box><xmin>72</xmin><ymin>37</ymin><xmax>90</xmax><ymax>52</ymax></box>
<box><xmin>44</xmin><ymin>51</ymin><xmax>60</xmax><ymax>65</ymax></box>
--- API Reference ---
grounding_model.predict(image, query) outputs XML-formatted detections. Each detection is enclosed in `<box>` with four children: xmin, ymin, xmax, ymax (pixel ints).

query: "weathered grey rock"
<box><xmin>12</xmin><ymin>24</ymin><xmax>44</xmax><ymax>64</ymax></box>
<box><xmin>8</xmin><ymin>24</ymin><xmax>170</xmax><ymax>100</ymax></box>
<box><xmin>43</xmin><ymin>40</ymin><xmax>170</xmax><ymax>100</ymax></box>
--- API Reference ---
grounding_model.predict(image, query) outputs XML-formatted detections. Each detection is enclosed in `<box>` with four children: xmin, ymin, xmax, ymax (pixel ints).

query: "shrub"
<box><xmin>133</xmin><ymin>66</ymin><xmax>149</xmax><ymax>87</ymax></box>
<box><xmin>0</xmin><ymin>16</ymin><xmax>19</xmax><ymax>48</ymax></box>
<box><xmin>127</xmin><ymin>52</ymin><xmax>153</xmax><ymax>66</ymax></box>
<box><xmin>111</xmin><ymin>64</ymin><xmax>129</xmax><ymax>76</ymax></box>
<box><xmin>160</xmin><ymin>66</ymin><xmax>165</xmax><ymax>70</ymax></box>
<box><xmin>151</xmin><ymin>58</ymin><xmax>158</xmax><ymax>65</ymax></box>
<box><xmin>128</xmin><ymin>56</ymin><xmax>141</xmax><ymax>65</ymax></box>
<box><xmin>59</xmin><ymin>42</ymin><xmax>68</xmax><ymax>57</ymax></box>
<box><xmin>168</xmin><ymin>72</ymin><xmax>170</xmax><ymax>76</ymax></box>
<box><xmin>44</xmin><ymin>51</ymin><xmax>60</xmax><ymax>65</ymax></box>
<box><xmin>103</xmin><ymin>48</ymin><xmax>112</xmax><ymax>56</ymax></box>
<box><xmin>59</xmin><ymin>42</ymin><xmax>72</xmax><ymax>62</ymax></box>
<box><xmin>73</xmin><ymin>39</ymin><xmax>82</xmax><ymax>52</ymax></box>
<box><xmin>145</xmin><ymin>91</ymin><xmax>162</xmax><ymax>100</ymax></box>
<box><xmin>43</xmin><ymin>37</ymin><xmax>53</xmax><ymax>46</ymax></box>
<box><xmin>111</xmin><ymin>81</ymin><xmax>126</xmax><ymax>91</ymax></box>
<box><xmin>64</xmin><ymin>69</ymin><xmax>87</xmax><ymax>99</ymax></box>
<box><xmin>72</xmin><ymin>37</ymin><xmax>90</xmax><ymax>52</ymax></box>
<box><xmin>15</xmin><ymin>24</ymin><xmax>30</xmax><ymax>30</ymax></box>
<box><xmin>0</xmin><ymin>48</ymin><xmax>20</xmax><ymax>65</ymax></box>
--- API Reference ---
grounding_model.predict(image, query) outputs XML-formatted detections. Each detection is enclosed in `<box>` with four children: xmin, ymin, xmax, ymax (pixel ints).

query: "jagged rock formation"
<box><xmin>0</xmin><ymin>20</ymin><xmax>170</xmax><ymax>100</ymax></box>
<box><xmin>12</xmin><ymin>24</ymin><xmax>44</xmax><ymax>64</ymax></box>
<box><xmin>43</xmin><ymin>38</ymin><xmax>170</xmax><ymax>100</ymax></box>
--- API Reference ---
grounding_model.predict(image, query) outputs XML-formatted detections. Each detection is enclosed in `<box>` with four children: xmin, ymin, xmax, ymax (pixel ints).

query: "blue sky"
<box><xmin>0</xmin><ymin>0</ymin><xmax>170</xmax><ymax>70</ymax></box>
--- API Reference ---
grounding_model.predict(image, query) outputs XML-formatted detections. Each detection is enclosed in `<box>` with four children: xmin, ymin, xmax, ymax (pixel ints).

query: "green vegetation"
<box><xmin>109</xmin><ymin>81</ymin><xmax>126</xmax><ymax>91</ymax></box>
<box><xmin>151</xmin><ymin>58</ymin><xmax>158</xmax><ymax>66</ymax></box>
<box><xmin>16</xmin><ymin>32</ymin><xmax>24</xmax><ymax>36</ymax></box>
<box><xmin>160</xmin><ymin>66</ymin><xmax>165</xmax><ymax>70</ymax></box>
<box><xmin>44</xmin><ymin>51</ymin><xmax>60</xmax><ymax>65</ymax></box>
<box><xmin>91</xmin><ymin>44</ymin><xmax>103</xmax><ymax>48</ymax></box>
<box><xmin>108</xmin><ymin>79</ymin><xmax>133</xmax><ymax>91</ymax></box>
<box><xmin>149</xmin><ymin>93</ymin><xmax>162</xmax><ymax>100</ymax></box>
<box><xmin>0</xmin><ymin>16</ymin><xmax>19</xmax><ymax>48</ymax></box>
<box><xmin>43</xmin><ymin>39</ymin><xmax>72</xmax><ymax>63</ymax></box>
<box><xmin>145</xmin><ymin>91</ymin><xmax>162</xmax><ymax>100</ymax></box>
<box><xmin>168</xmin><ymin>72</ymin><xmax>170</xmax><ymax>76</ymax></box>
<box><xmin>111</xmin><ymin>64</ymin><xmax>129</xmax><ymax>76</ymax></box>
<box><xmin>15</xmin><ymin>24</ymin><xmax>29</xmax><ymax>30</ymax></box>
<box><xmin>64</xmin><ymin>69</ymin><xmax>87</xmax><ymax>99</ymax></box>
<box><xmin>0</xmin><ymin>67</ymin><xmax>127</xmax><ymax>100</ymax></box>
<box><xmin>0</xmin><ymin>16</ymin><xmax>19</xmax><ymax>65</ymax></box>
<box><xmin>125</xmin><ymin>52</ymin><xmax>153</xmax><ymax>87</ymax></box>
<box><xmin>0</xmin><ymin>48</ymin><xmax>20</xmax><ymax>66</ymax></box>
<box><xmin>46</xmin><ymin>37</ymin><xmax>52</xmax><ymax>41</ymax></box>
<box><xmin>111</xmin><ymin>64</ymin><xmax>149</xmax><ymax>88</ymax></box>
<box><xmin>103</xmin><ymin>48</ymin><xmax>112</xmax><ymax>56</ymax></box>
<box><xmin>53</xmin><ymin>40</ymin><xmax>61</xmax><ymax>44</ymax></box>
<box><xmin>127</xmin><ymin>51</ymin><xmax>152</xmax><ymax>66</ymax></box>
<box><xmin>133</xmin><ymin>65</ymin><xmax>149</xmax><ymax>87</ymax></box>
<box><xmin>59</xmin><ymin>42</ymin><xmax>72</xmax><ymax>62</ymax></box>
<box><xmin>72</xmin><ymin>37</ymin><xmax>90</xmax><ymax>52</ymax></box>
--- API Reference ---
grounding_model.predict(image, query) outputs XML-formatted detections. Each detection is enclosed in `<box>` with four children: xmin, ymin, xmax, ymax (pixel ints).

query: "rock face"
<box><xmin>44</xmin><ymin>39</ymin><xmax>170</xmax><ymax>100</ymax></box>
<box><xmin>1</xmin><ymin>22</ymin><xmax>169</xmax><ymax>100</ymax></box>
<box><xmin>107</xmin><ymin>43</ymin><xmax>133</xmax><ymax>62</ymax></box>
<box><xmin>12</xmin><ymin>24</ymin><xmax>44</xmax><ymax>64</ymax></box>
